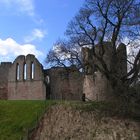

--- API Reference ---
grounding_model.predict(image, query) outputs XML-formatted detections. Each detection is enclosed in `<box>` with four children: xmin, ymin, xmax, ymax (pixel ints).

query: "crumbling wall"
<box><xmin>83</xmin><ymin>72</ymin><xmax>113</xmax><ymax>101</ymax></box>
<box><xmin>2</xmin><ymin>42</ymin><xmax>126</xmax><ymax>101</ymax></box>
<box><xmin>0</xmin><ymin>62</ymin><xmax>12</xmax><ymax>99</ymax></box>
<box><xmin>117</xmin><ymin>43</ymin><xmax>127</xmax><ymax>78</ymax></box>
<box><xmin>82</xmin><ymin>47</ymin><xmax>94</xmax><ymax>74</ymax></box>
<box><xmin>83</xmin><ymin>42</ymin><xmax>127</xmax><ymax>101</ymax></box>
<box><xmin>8</xmin><ymin>54</ymin><xmax>46</xmax><ymax>100</ymax></box>
<box><xmin>47</xmin><ymin>66</ymin><xmax>83</xmax><ymax>100</ymax></box>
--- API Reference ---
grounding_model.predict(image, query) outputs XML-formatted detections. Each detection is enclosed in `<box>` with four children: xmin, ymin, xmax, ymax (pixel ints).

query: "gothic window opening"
<box><xmin>46</xmin><ymin>75</ymin><xmax>50</xmax><ymax>84</ymax></box>
<box><xmin>16</xmin><ymin>63</ymin><xmax>20</xmax><ymax>80</ymax></box>
<box><xmin>24</xmin><ymin>63</ymin><xmax>27</xmax><ymax>80</ymax></box>
<box><xmin>31</xmin><ymin>62</ymin><xmax>35</xmax><ymax>79</ymax></box>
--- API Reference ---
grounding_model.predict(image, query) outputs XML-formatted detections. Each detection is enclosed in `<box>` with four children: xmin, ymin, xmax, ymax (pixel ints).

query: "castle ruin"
<box><xmin>82</xmin><ymin>42</ymin><xmax>127</xmax><ymax>101</ymax></box>
<box><xmin>0</xmin><ymin>54</ymin><xmax>83</xmax><ymax>100</ymax></box>
<box><xmin>0</xmin><ymin>42</ymin><xmax>127</xmax><ymax>101</ymax></box>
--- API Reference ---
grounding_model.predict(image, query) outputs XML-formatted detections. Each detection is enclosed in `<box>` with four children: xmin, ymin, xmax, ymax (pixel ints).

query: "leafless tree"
<box><xmin>46</xmin><ymin>0</ymin><xmax>140</xmax><ymax>96</ymax></box>
<box><xmin>46</xmin><ymin>39</ymin><xmax>83</xmax><ymax>70</ymax></box>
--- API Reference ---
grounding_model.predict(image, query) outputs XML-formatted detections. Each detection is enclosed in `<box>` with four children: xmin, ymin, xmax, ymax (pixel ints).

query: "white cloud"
<box><xmin>0</xmin><ymin>0</ymin><xmax>35</xmax><ymax>16</ymax></box>
<box><xmin>0</xmin><ymin>38</ymin><xmax>43</xmax><ymax>61</ymax></box>
<box><xmin>24</xmin><ymin>28</ymin><xmax>46</xmax><ymax>43</ymax></box>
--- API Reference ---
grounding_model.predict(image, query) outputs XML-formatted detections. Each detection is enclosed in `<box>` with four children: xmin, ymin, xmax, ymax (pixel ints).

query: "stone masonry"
<box><xmin>0</xmin><ymin>42</ymin><xmax>127</xmax><ymax>101</ymax></box>
<box><xmin>45</xmin><ymin>66</ymin><xmax>83</xmax><ymax>100</ymax></box>
<box><xmin>8</xmin><ymin>54</ymin><xmax>46</xmax><ymax>100</ymax></box>
<box><xmin>0</xmin><ymin>54</ymin><xmax>83</xmax><ymax>100</ymax></box>
<box><xmin>82</xmin><ymin>42</ymin><xmax>127</xmax><ymax>101</ymax></box>
<box><xmin>0</xmin><ymin>62</ymin><xmax>12</xmax><ymax>99</ymax></box>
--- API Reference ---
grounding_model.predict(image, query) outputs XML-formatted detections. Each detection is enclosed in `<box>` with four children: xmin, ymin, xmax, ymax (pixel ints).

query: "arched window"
<box><xmin>46</xmin><ymin>75</ymin><xmax>50</xmax><ymax>84</ymax></box>
<box><xmin>16</xmin><ymin>63</ymin><xmax>20</xmax><ymax>80</ymax></box>
<box><xmin>31</xmin><ymin>62</ymin><xmax>34</xmax><ymax>79</ymax></box>
<box><xmin>24</xmin><ymin>63</ymin><xmax>27</xmax><ymax>80</ymax></box>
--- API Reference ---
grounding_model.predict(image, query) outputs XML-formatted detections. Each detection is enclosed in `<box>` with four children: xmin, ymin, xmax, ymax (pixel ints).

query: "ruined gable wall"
<box><xmin>0</xmin><ymin>62</ymin><xmax>12</xmax><ymax>99</ymax></box>
<box><xmin>8</xmin><ymin>54</ymin><xmax>46</xmax><ymax>100</ymax></box>
<box><xmin>47</xmin><ymin>66</ymin><xmax>83</xmax><ymax>100</ymax></box>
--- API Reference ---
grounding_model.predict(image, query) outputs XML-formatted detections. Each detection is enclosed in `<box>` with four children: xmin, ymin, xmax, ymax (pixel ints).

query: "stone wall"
<box><xmin>1</xmin><ymin>42</ymin><xmax>126</xmax><ymax>101</ymax></box>
<box><xmin>0</xmin><ymin>54</ymin><xmax>83</xmax><ymax>100</ymax></box>
<box><xmin>0</xmin><ymin>62</ymin><xmax>12</xmax><ymax>99</ymax></box>
<box><xmin>46</xmin><ymin>66</ymin><xmax>83</xmax><ymax>100</ymax></box>
<box><xmin>117</xmin><ymin>43</ymin><xmax>127</xmax><ymax>78</ymax></box>
<box><xmin>83</xmin><ymin>72</ymin><xmax>113</xmax><ymax>101</ymax></box>
<box><xmin>83</xmin><ymin>42</ymin><xmax>127</xmax><ymax>101</ymax></box>
<box><xmin>8</xmin><ymin>54</ymin><xmax>46</xmax><ymax>100</ymax></box>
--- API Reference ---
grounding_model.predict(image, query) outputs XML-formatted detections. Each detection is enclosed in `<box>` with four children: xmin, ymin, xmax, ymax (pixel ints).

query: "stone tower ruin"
<box><xmin>82</xmin><ymin>42</ymin><xmax>127</xmax><ymax>101</ymax></box>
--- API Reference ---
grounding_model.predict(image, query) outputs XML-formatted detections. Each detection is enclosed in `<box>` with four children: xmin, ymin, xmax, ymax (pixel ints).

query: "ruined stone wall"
<box><xmin>8</xmin><ymin>54</ymin><xmax>46</xmax><ymax>100</ymax></box>
<box><xmin>0</xmin><ymin>62</ymin><xmax>12</xmax><ymax>99</ymax></box>
<box><xmin>82</xmin><ymin>47</ymin><xmax>94</xmax><ymax>74</ymax></box>
<box><xmin>0</xmin><ymin>54</ymin><xmax>84</xmax><ymax>101</ymax></box>
<box><xmin>0</xmin><ymin>43</ymin><xmax>128</xmax><ymax>101</ymax></box>
<box><xmin>117</xmin><ymin>43</ymin><xmax>127</xmax><ymax>78</ymax></box>
<box><xmin>83</xmin><ymin>42</ymin><xmax>127</xmax><ymax>101</ymax></box>
<box><xmin>0</xmin><ymin>54</ymin><xmax>83</xmax><ymax>100</ymax></box>
<box><xmin>47</xmin><ymin>66</ymin><xmax>83</xmax><ymax>100</ymax></box>
<box><xmin>83</xmin><ymin>72</ymin><xmax>113</xmax><ymax>101</ymax></box>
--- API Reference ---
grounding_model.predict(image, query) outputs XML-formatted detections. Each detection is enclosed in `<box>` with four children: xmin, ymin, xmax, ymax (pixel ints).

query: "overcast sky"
<box><xmin>0</xmin><ymin>0</ymin><xmax>84</xmax><ymax>65</ymax></box>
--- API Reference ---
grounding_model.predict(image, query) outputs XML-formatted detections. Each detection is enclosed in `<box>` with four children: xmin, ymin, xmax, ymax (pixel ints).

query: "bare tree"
<box><xmin>46</xmin><ymin>0</ymin><xmax>140</xmax><ymax>96</ymax></box>
<box><xmin>46</xmin><ymin>39</ymin><xmax>83</xmax><ymax>70</ymax></box>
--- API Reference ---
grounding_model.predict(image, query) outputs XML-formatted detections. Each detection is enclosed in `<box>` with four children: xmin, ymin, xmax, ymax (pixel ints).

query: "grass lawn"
<box><xmin>0</xmin><ymin>100</ymin><xmax>53</xmax><ymax>140</ymax></box>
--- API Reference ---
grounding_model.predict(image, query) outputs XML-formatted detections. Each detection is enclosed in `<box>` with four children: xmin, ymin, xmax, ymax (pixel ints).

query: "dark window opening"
<box><xmin>24</xmin><ymin>63</ymin><xmax>27</xmax><ymax>80</ymax></box>
<box><xmin>31</xmin><ymin>62</ymin><xmax>35</xmax><ymax>79</ymax></box>
<box><xmin>16</xmin><ymin>63</ymin><xmax>20</xmax><ymax>80</ymax></box>
<box><xmin>46</xmin><ymin>75</ymin><xmax>50</xmax><ymax>84</ymax></box>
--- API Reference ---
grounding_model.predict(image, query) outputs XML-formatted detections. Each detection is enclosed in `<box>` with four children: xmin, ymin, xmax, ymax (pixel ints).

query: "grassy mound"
<box><xmin>57</xmin><ymin>100</ymin><xmax>140</xmax><ymax>121</ymax></box>
<box><xmin>0</xmin><ymin>100</ymin><xmax>53</xmax><ymax>140</ymax></box>
<box><xmin>32</xmin><ymin>101</ymin><xmax>140</xmax><ymax>140</ymax></box>
<box><xmin>0</xmin><ymin>100</ymin><xmax>139</xmax><ymax>140</ymax></box>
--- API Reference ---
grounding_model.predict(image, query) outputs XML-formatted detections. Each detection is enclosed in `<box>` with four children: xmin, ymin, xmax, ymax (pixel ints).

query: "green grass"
<box><xmin>0</xmin><ymin>100</ymin><xmax>139</xmax><ymax>140</ymax></box>
<box><xmin>0</xmin><ymin>100</ymin><xmax>54</xmax><ymax>140</ymax></box>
